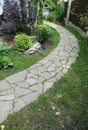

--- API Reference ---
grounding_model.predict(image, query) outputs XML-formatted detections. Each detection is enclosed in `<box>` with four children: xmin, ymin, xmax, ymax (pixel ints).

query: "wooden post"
<box><xmin>66</xmin><ymin>0</ymin><xmax>72</xmax><ymax>21</ymax></box>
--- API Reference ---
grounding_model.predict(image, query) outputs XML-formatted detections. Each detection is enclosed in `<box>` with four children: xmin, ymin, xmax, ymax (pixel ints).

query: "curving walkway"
<box><xmin>0</xmin><ymin>22</ymin><xmax>79</xmax><ymax>123</ymax></box>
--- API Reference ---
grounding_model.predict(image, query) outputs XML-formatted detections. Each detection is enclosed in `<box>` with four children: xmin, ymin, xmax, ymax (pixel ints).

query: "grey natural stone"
<box><xmin>0</xmin><ymin>101</ymin><xmax>13</xmax><ymax>123</ymax></box>
<box><xmin>0</xmin><ymin>91</ymin><xmax>8</xmax><ymax>96</ymax></box>
<box><xmin>16</xmin><ymin>81</ymin><xmax>29</xmax><ymax>88</ymax></box>
<box><xmin>22</xmin><ymin>92</ymin><xmax>39</xmax><ymax>104</ymax></box>
<box><xmin>55</xmin><ymin>72</ymin><xmax>64</xmax><ymax>80</ymax></box>
<box><xmin>5</xmin><ymin>70</ymin><xmax>27</xmax><ymax>84</ymax></box>
<box><xmin>12</xmin><ymin>99</ymin><xmax>26</xmax><ymax>112</ymax></box>
<box><xmin>30</xmin><ymin>69</ymin><xmax>38</xmax><ymax>75</ymax></box>
<box><xmin>48</xmin><ymin>66</ymin><xmax>56</xmax><ymax>72</ymax></box>
<box><xmin>43</xmin><ymin>82</ymin><xmax>54</xmax><ymax>92</ymax></box>
<box><xmin>37</xmin><ymin>76</ymin><xmax>45</xmax><ymax>83</ymax></box>
<box><xmin>0</xmin><ymin>94</ymin><xmax>15</xmax><ymax>101</ymax></box>
<box><xmin>15</xmin><ymin>87</ymin><xmax>31</xmax><ymax>97</ymax></box>
<box><xmin>26</xmin><ymin>78</ymin><xmax>37</xmax><ymax>85</ymax></box>
<box><xmin>37</xmin><ymin>66</ymin><xmax>47</xmax><ymax>72</ymax></box>
<box><xmin>26</xmin><ymin>73</ymin><xmax>38</xmax><ymax>79</ymax></box>
<box><xmin>40</xmin><ymin>72</ymin><xmax>51</xmax><ymax>80</ymax></box>
<box><xmin>24</xmin><ymin>42</ymin><xmax>41</xmax><ymax>55</ymax></box>
<box><xmin>0</xmin><ymin>80</ymin><xmax>11</xmax><ymax>91</ymax></box>
<box><xmin>48</xmin><ymin>77</ymin><xmax>56</xmax><ymax>83</ymax></box>
<box><xmin>7</xmin><ymin>88</ymin><xmax>14</xmax><ymax>95</ymax></box>
<box><xmin>31</xmin><ymin>83</ymin><xmax>43</xmax><ymax>93</ymax></box>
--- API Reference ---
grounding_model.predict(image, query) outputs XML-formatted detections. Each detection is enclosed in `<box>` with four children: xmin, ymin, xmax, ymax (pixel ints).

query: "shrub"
<box><xmin>14</xmin><ymin>34</ymin><xmax>32</xmax><ymax>51</ymax></box>
<box><xmin>2</xmin><ymin>22</ymin><xmax>17</xmax><ymax>35</ymax></box>
<box><xmin>36</xmin><ymin>24</ymin><xmax>52</xmax><ymax>44</ymax></box>
<box><xmin>3</xmin><ymin>0</ymin><xmax>36</xmax><ymax>34</ymax></box>
<box><xmin>47</xmin><ymin>12</ymin><xmax>56</xmax><ymax>22</ymax></box>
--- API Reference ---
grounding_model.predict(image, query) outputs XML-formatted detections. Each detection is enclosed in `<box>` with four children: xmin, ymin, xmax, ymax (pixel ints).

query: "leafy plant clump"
<box><xmin>0</xmin><ymin>43</ymin><xmax>10</xmax><ymax>56</ymax></box>
<box><xmin>14</xmin><ymin>34</ymin><xmax>32</xmax><ymax>51</ymax></box>
<box><xmin>0</xmin><ymin>56</ymin><xmax>13</xmax><ymax>69</ymax></box>
<box><xmin>47</xmin><ymin>12</ymin><xmax>57</xmax><ymax>22</ymax></box>
<box><xmin>36</xmin><ymin>24</ymin><xmax>52</xmax><ymax>44</ymax></box>
<box><xmin>0</xmin><ymin>44</ymin><xmax>13</xmax><ymax>69</ymax></box>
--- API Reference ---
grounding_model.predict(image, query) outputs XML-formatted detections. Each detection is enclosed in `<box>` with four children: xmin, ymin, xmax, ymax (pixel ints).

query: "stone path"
<box><xmin>0</xmin><ymin>22</ymin><xmax>79</xmax><ymax>123</ymax></box>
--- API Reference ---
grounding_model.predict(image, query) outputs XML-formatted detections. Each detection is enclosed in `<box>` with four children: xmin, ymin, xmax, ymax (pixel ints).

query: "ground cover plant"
<box><xmin>0</xmin><ymin>26</ymin><xmax>60</xmax><ymax>80</ymax></box>
<box><xmin>1</xmin><ymin>26</ymin><xmax>88</xmax><ymax>130</ymax></box>
<box><xmin>0</xmin><ymin>44</ymin><xmax>13</xmax><ymax>69</ymax></box>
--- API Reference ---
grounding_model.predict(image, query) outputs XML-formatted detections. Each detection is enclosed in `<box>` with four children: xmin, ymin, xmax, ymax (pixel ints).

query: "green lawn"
<box><xmin>0</xmin><ymin>26</ymin><xmax>60</xmax><ymax>80</ymax></box>
<box><xmin>1</xmin><ymin>26</ymin><xmax>88</xmax><ymax>130</ymax></box>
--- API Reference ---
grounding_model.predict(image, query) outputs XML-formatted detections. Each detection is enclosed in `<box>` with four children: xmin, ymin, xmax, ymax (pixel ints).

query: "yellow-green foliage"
<box><xmin>14</xmin><ymin>34</ymin><xmax>32</xmax><ymax>51</ymax></box>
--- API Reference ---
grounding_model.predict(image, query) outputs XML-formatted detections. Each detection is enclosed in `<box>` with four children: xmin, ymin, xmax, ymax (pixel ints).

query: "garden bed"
<box><xmin>0</xmin><ymin>26</ymin><xmax>60</xmax><ymax>80</ymax></box>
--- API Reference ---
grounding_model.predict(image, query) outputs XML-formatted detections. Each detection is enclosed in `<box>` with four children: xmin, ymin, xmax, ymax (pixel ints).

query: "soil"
<box><xmin>3</xmin><ymin>34</ymin><xmax>15</xmax><ymax>49</ymax></box>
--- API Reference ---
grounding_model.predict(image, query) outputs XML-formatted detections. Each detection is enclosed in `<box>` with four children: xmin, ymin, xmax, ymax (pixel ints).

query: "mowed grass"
<box><xmin>1</xmin><ymin>26</ymin><xmax>88</xmax><ymax>130</ymax></box>
<box><xmin>0</xmin><ymin>26</ymin><xmax>60</xmax><ymax>80</ymax></box>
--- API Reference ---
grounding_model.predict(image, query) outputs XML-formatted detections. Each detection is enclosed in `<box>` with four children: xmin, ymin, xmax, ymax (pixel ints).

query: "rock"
<box><xmin>24</xmin><ymin>42</ymin><xmax>41</xmax><ymax>55</ymax></box>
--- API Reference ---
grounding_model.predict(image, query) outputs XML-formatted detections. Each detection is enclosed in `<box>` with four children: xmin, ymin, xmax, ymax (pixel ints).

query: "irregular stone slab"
<box><xmin>12</xmin><ymin>99</ymin><xmax>26</xmax><ymax>112</ymax></box>
<box><xmin>0</xmin><ymin>80</ymin><xmax>11</xmax><ymax>91</ymax></box>
<box><xmin>40</xmin><ymin>72</ymin><xmax>51</xmax><ymax>80</ymax></box>
<box><xmin>37</xmin><ymin>76</ymin><xmax>45</xmax><ymax>83</ymax></box>
<box><xmin>5</xmin><ymin>70</ymin><xmax>27</xmax><ymax>84</ymax></box>
<box><xmin>30</xmin><ymin>83</ymin><xmax>43</xmax><ymax>93</ymax></box>
<box><xmin>26</xmin><ymin>73</ymin><xmax>38</xmax><ymax>79</ymax></box>
<box><xmin>43</xmin><ymin>82</ymin><xmax>54</xmax><ymax>92</ymax></box>
<box><xmin>26</xmin><ymin>78</ymin><xmax>37</xmax><ymax>85</ymax></box>
<box><xmin>7</xmin><ymin>88</ymin><xmax>14</xmax><ymax>95</ymax></box>
<box><xmin>0</xmin><ymin>91</ymin><xmax>8</xmax><ymax>96</ymax></box>
<box><xmin>37</xmin><ymin>66</ymin><xmax>47</xmax><ymax>73</ymax></box>
<box><xmin>15</xmin><ymin>87</ymin><xmax>31</xmax><ymax>97</ymax></box>
<box><xmin>22</xmin><ymin>92</ymin><xmax>40</xmax><ymax>104</ymax></box>
<box><xmin>0</xmin><ymin>94</ymin><xmax>15</xmax><ymax>101</ymax></box>
<box><xmin>0</xmin><ymin>101</ymin><xmax>13</xmax><ymax>123</ymax></box>
<box><xmin>16</xmin><ymin>81</ymin><xmax>29</xmax><ymax>89</ymax></box>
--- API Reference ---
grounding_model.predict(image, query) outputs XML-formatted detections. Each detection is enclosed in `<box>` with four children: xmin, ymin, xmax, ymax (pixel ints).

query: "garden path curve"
<box><xmin>0</xmin><ymin>21</ymin><xmax>79</xmax><ymax>123</ymax></box>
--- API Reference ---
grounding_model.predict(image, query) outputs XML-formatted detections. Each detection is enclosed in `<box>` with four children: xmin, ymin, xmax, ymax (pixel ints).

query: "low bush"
<box><xmin>14</xmin><ymin>34</ymin><xmax>32</xmax><ymax>51</ymax></box>
<box><xmin>36</xmin><ymin>24</ymin><xmax>52</xmax><ymax>44</ymax></box>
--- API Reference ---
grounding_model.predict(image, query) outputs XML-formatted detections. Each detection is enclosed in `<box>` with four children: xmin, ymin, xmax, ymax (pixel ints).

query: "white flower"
<box><xmin>52</xmin><ymin>106</ymin><xmax>55</xmax><ymax>110</ymax></box>
<box><xmin>55</xmin><ymin>112</ymin><xmax>60</xmax><ymax>116</ymax></box>
<box><xmin>1</xmin><ymin>125</ymin><xmax>5</xmax><ymax>130</ymax></box>
<box><xmin>57</xmin><ymin>94</ymin><xmax>62</xmax><ymax>98</ymax></box>
<box><xmin>38</xmin><ymin>108</ymin><xmax>41</xmax><ymax>111</ymax></box>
